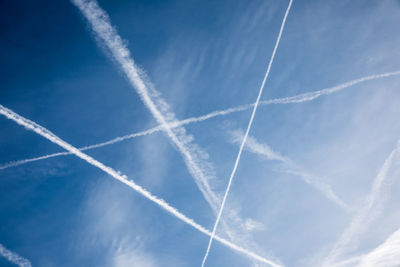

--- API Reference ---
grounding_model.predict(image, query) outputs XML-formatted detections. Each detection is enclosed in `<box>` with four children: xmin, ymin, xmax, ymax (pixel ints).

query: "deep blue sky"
<box><xmin>1</xmin><ymin>0</ymin><xmax>400</xmax><ymax>266</ymax></box>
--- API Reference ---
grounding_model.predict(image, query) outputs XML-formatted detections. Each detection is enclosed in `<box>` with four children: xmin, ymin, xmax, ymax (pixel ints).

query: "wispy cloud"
<box><xmin>356</xmin><ymin>227</ymin><xmax>400</xmax><ymax>267</ymax></box>
<box><xmin>323</xmin><ymin>139</ymin><xmax>400</xmax><ymax>266</ymax></box>
<box><xmin>230</xmin><ymin>129</ymin><xmax>349</xmax><ymax>211</ymax></box>
<box><xmin>0</xmin><ymin>243</ymin><xmax>31</xmax><ymax>267</ymax></box>
<box><xmin>111</xmin><ymin>238</ymin><xmax>157</xmax><ymax>267</ymax></box>
<box><xmin>201</xmin><ymin>0</ymin><xmax>293</xmax><ymax>265</ymax></box>
<box><xmin>0</xmin><ymin>104</ymin><xmax>280</xmax><ymax>266</ymax></box>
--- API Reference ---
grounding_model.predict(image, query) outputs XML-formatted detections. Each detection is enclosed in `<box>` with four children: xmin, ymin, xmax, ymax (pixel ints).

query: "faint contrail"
<box><xmin>0</xmin><ymin>127</ymin><xmax>162</xmax><ymax>170</ymax></box>
<box><xmin>2</xmin><ymin>70</ymin><xmax>400</xmax><ymax>172</ymax></box>
<box><xmin>201</xmin><ymin>0</ymin><xmax>294</xmax><ymax>266</ymax></box>
<box><xmin>230</xmin><ymin>129</ymin><xmax>349</xmax><ymax>211</ymax></box>
<box><xmin>0</xmin><ymin>104</ymin><xmax>282</xmax><ymax>267</ymax></box>
<box><xmin>71</xmin><ymin>0</ymin><xmax>222</xmax><ymax>217</ymax></box>
<box><xmin>323</xmin><ymin>139</ymin><xmax>400</xmax><ymax>266</ymax></box>
<box><xmin>0</xmin><ymin>243</ymin><xmax>32</xmax><ymax>267</ymax></box>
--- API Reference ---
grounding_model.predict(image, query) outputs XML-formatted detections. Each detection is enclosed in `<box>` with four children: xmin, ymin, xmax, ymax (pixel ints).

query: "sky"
<box><xmin>1</xmin><ymin>0</ymin><xmax>400</xmax><ymax>266</ymax></box>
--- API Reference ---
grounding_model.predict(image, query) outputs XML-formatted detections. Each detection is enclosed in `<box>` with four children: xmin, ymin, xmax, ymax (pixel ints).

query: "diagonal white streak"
<box><xmin>2</xmin><ymin>70</ymin><xmax>400</xmax><ymax>172</ymax></box>
<box><xmin>71</xmin><ymin>0</ymin><xmax>221</xmax><ymax>217</ymax></box>
<box><xmin>323</xmin><ymin>139</ymin><xmax>400</xmax><ymax>266</ymax></box>
<box><xmin>201</xmin><ymin>0</ymin><xmax>293</xmax><ymax>266</ymax></box>
<box><xmin>0</xmin><ymin>243</ymin><xmax>32</xmax><ymax>267</ymax></box>
<box><xmin>0</xmin><ymin>104</ymin><xmax>282</xmax><ymax>267</ymax></box>
<box><xmin>230</xmin><ymin>129</ymin><xmax>349</xmax><ymax>211</ymax></box>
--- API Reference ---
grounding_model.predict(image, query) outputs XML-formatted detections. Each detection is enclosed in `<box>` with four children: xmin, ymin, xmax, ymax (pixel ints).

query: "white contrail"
<box><xmin>2</xmin><ymin>70</ymin><xmax>400</xmax><ymax>172</ymax></box>
<box><xmin>201</xmin><ymin>0</ymin><xmax>293</xmax><ymax>266</ymax></box>
<box><xmin>71</xmin><ymin>0</ymin><xmax>221</xmax><ymax>217</ymax></box>
<box><xmin>0</xmin><ymin>126</ymin><xmax>162</xmax><ymax>170</ymax></box>
<box><xmin>230</xmin><ymin>129</ymin><xmax>349</xmax><ymax>211</ymax></box>
<box><xmin>0</xmin><ymin>243</ymin><xmax>32</xmax><ymax>267</ymax></box>
<box><xmin>323</xmin><ymin>139</ymin><xmax>400</xmax><ymax>266</ymax></box>
<box><xmin>0</xmin><ymin>104</ymin><xmax>281</xmax><ymax>267</ymax></box>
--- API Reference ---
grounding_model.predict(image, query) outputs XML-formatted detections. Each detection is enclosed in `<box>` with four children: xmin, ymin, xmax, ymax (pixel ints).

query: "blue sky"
<box><xmin>1</xmin><ymin>0</ymin><xmax>400</xmax><ymax>266</ymax></box>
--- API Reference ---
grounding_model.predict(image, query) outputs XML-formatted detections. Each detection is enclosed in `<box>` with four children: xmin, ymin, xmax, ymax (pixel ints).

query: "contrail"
<box><xmin>0</xmin><ymin>127</ymin><xmax>162</xmax><ymax>170</ymax></box>
<box><xmin>201</xmin><ymin>0</ymin><xmax>293</xmax><ymax>266</ymax></box>
<box><xmin>0</xmin><ymin>243</ymin><xmax>32</xmax><ymax>267</ymax></box>
<box><xmin>230</xmin><ymin>129</ymin><xmax>349</xmax><ymax>211</ymax></box>
<box><xmin>323</xmin><ymin>139</ymin><xmax>400</xmax><ymax>266</ymax></box>
<box><xmin>0</xmin><ymin>104</ymin><xmax>281</xmax><ymax>267</ymax></box>
<box><xmin>260</xmin><ymin>70</ymin><xmax>400</xmax><ymax>105</ymax></box>
<box><xmin>2</xmin><ymin>70</ymin><xmax>400</xmax><ymax>172</ymax></box>
<box><xmin>71</xmin><ymin>0</ymin><xmax>221</xmax><ymax>217</ymax></box>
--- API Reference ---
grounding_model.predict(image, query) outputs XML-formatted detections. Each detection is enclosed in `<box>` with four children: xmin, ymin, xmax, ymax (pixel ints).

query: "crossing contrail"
<box><xmin>0</xmin><ymin>243</ymin><xmax>32</xmax><ymax>267</ymax></box>
<box><xmin>230</xmin><ymin>129</ymin><xmax>349</xmax><ymax>211</ymax></box>
<box><xmin>0</xmin><ymin>104</ymin><xmax>282</xmax><ymax>267</ymax></box>
<box><xmin>72</xmin><ymin>0</ymin><xmax>272</xmax><ymax>256</ymax></box>
<box><xmin>322</xmin><ymin>139</ymin><xmax>400</xmax><ymax>266</ymax></box>
<box><xmin>2</xmin><ymin>69</ymin><xmax>400</xmax><ymax>172</ymax></box>
<box><xmin>71</xmin><ymin>0</ymin><xmax>222</xmax><ymax>218</ymax></box>
<box><xmin>0</xmin><ymin>127</ymin><xmax>162</xmax><ymax>170</ymax></box>
<box><xmin>201</xmin><ymin>0</ymin><xmax>293</xmax><ymax>266</ymax></box>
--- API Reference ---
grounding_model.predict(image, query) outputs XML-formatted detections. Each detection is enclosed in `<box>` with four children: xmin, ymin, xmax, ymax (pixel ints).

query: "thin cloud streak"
<box><xmin>201</xmin><ymin>0</ymin><xmax>293</xmax><ymax>266</ymax></box>
<box><xmin>1</xmin><ymin>70</ymin><xmax>400</xmax><ymax>172</ymax></box>
<box><xmin>262</xmin><ymin>70</ymin><xmax>400</xmax><ymax>105</ymax></box>
<box><xmin>0</xmin><ymin>104</ymin><xmax>281</xmax><ymax>267</ymax></box>
<box><xmin>330</xmin><ymin>256</ymin><xmax>364</xmax><ymax>267</ymax></box>
<box><xmin>323</xmin><ymin>139</ymin><xmax>400</xmax><ymax>266</ymax></box>
<box><xmin>230</xmin><ymin>130</ymin><xmax>349</xmax><ymax>211</ymax></box>
<box><xmin>0</xmin><ymin>243</ymin><xmax>32</xmax><ymax>267</ymax></box>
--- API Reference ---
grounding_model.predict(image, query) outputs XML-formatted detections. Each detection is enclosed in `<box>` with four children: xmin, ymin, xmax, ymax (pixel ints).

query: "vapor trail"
<box><xmin>0</xmin><ymin>104</ymin><xmax>282</xmax><ymax>267</ymax></box>
<box><xmin>0</xmin><ymin>126</ymin><xmax>162</xmax><ymax>170</ymax></box>
<box><xmin>201</xmin><ymin>0</ymin><xmax>293</xmax><ymax>266</ymax></box>
<box><xmin>0</xmin><ymin>243</ymin><xmax>32</xmax><ymax>267</ymax></box>
<box><xmin>323</xmin><ymin>139</ymin><xmax>400</xmax><ymax>266</ymax></box>
<box><xmin>230</xmin><ymin>129</ymin><xmax>349</xmax><ymax>211</ymax></box>
<box><xmin>2</xmin><ymin>70</ymin><xmax>400</xmax><ymax>172</ymax></box>
<box><xmin>71</xmin><ymin>0</ymin><xmax>221</xmax><ymax>217</ymax></box>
